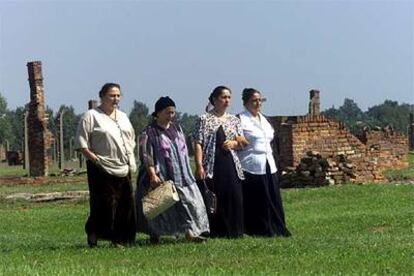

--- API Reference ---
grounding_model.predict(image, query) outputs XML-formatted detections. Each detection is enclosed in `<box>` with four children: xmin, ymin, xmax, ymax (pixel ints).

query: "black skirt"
<box><xmin>85</xmin><ymin>161</ymin><xmax>136</xmax><ymax>244</ymax></box>
<box><xmin>242</xmin><ymin>163</ymin><xmax>291</xmax><ymax>237</ymax></box>
<box><xmin>206</xmin><ymin>126</ymin><xmax>244</xmax><ymax>238</ymax></box>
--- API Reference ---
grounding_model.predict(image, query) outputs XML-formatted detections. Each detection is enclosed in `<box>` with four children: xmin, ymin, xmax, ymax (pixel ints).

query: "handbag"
<box><xmin>198</xmin><ymin>180</ymin><xmax>217</xmax><ymax>214</ymax></box>
<box><xmin>142</xmin><ymin>180</ymin><xmax>180</xmax><ymax>220</ymax></box>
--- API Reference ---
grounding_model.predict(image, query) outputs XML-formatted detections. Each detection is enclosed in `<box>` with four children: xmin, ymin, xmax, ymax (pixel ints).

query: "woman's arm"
<box><xmin>194</xmin><ymin>142</ymin><xmax>206</xmax><ymax>180</ymax></box>
<box><xmin>139</xmin><ymin>131</ymin><xmax>162</xmax><ymax>188</ymax></box>
<box><xmin>147</xmin><ymin>165</ymin><xmax>162</xmax><ymax>188</ymax></box>
<box><xmin>80</xmin><ymin>148</ymin><xmax>98</xmax><ymax>163</ymax></box>
<box><xmin>222</xmin><ymin>116</ymin><xmax>249</xmax><ymax>151</ymax></box>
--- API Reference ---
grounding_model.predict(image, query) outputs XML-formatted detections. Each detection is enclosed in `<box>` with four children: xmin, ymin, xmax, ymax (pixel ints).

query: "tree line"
<box><xmin>0</xmin><ymin>93</ymin><xmax>412</xmax><ymax>155</ymax></box>
<box><xmin>0</xmin><ymin>94</ymin><xmax>198</xmax><ymax>157</ymax></box>
<box><xmin>321</xmin><ymin>98</ymin><xmax>414</xmax><ymax>136</ymax></box>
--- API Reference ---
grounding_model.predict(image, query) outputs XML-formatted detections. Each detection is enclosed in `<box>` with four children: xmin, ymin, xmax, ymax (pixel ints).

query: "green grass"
<box><xmin>384</xmin><ymin>152</ymin><xmax>414</xmax><ymax>182</ymax></box>
<box><xmin>0</xmin><ymin>160</ymin><xmax>86</xmax><ymax>177</ymax></box>
<box><xmin>0</xmin><ymin>162</ymin><xmax>26</xmax><ymax>177</ymax></box>
<box><xmin>0</xmin><ymin>183</ymin><xmax>412</xmax><ymax>275</ymax></box>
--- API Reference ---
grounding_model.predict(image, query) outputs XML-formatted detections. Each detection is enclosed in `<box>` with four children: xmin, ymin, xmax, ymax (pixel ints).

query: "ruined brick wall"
<box><xmin>359</xmin><ymin>129</ymin><xmax>408</xmax><ymax>172</ymax></box>
<box><xmin>269</xmin><ymin>115</ymin><xmax>365</xmax><ymax>168</ymax></box>
<box><xmin>269</xmin><ymin>114</ymin><xmax>409</xmax><ymax>184</ymax></box>
<box><xmin>27</xmin><ymin>61</ymin><xmax>53</xmax><ymax>177</ymax></box>
<box><xmin>268</xmin><ymin>90</ymin><xmax>409</xmax><ymax>185</ymax></box>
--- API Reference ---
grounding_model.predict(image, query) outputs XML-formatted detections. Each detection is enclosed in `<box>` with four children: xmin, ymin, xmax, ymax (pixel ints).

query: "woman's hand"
<box><xmin>235</xmin><ymin>136</ymin><xmax>250</xmax><ymax>148</ymax></box>
<box><xmin>149</xmin><ymin>174</ymin><xmax>162</xmax><ymax>188</ymax></box>
<box><xmin>195</xmin><ymin>165</ymin><xmax>206</xmax><ymax>180</ymax></box>
<box><xmin>222</xmin><ymin>140</ymin><xmax>238</xmax><ymax>151</ymax></box>
<box><xmin>90</xmin><ymin>154</ymin><xmax>99</xmax><ymax>163</ymax></box>
<box><xmin>80</xmin><ymin>148</ymin><xmax>99</xmax><ymax>163</ymax></box>
<box><xmin>194</xmin><ymin>142</ymin><xmax>205</xmax><ymax>180</ymax></box>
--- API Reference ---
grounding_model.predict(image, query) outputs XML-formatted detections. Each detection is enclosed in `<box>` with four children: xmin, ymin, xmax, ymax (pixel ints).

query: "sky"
<box><xmin>0</xmin><ymin>0</ymin><xmax>413</xmax><ymax>116</ymax></box>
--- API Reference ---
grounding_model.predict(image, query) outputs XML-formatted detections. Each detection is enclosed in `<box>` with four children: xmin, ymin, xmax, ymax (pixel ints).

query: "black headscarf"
<box><xmin>151</xmin><ymin>96</ymin><xmax>176</xmax><ymax>117</ymax></box>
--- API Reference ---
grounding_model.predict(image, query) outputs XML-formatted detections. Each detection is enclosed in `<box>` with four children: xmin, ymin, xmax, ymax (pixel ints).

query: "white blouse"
<box><xmin>237</xmin><ymin>110</ymin><xmax>277</xmax><ymax>175</ymax></box>
<box><xmin>75</xmin><ymin>108</ymin><xmax>136</xmax><ymax>177</ymax></box>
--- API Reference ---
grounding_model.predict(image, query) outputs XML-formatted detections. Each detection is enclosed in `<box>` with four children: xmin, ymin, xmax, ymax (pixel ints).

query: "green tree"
<box><xmin>365</xmin><ymin>100</ymin><xmax>413</xmax><ymax>134</ymax></box>
<box><xmin>175</xmin><ymin>112</ymin><xmax>197</xmax><ymax>156</ymax></box>
<box><xmin>339</xmin><ymin>98</ymin><xmax>365</xmax><ymax>122</ymax></box>
<box><xmin>46</xmin><ymin>106</ymin><xmax>57</xmax><ymax>137</ymax></box>
<box><xmin>129</xmin><ymin>100</ymin><xmax>150</xmax><ymax>136</ymax></box>
<box><xmin>7</xmin><ymin>106</ymin><xmax>27</xmax><ymax>151</ymax></box>
<box><xmin>54</xmin><ymin>105</ymin><xmax>81</xmax><ymax>160</ymax></box>
<box><xmin>0</xmin><ymin>93</ymin><xmax>13</xmax><ymax>146</ymax></box>
<box><xmin>322</xmin><ymin>98</ymin><xmax>413</xmax><ymax>135</ymax></box>
<box><xmin>322</xmin><ymin>98</ymin><xmax>365</xmax><ymax>134</ymax></box>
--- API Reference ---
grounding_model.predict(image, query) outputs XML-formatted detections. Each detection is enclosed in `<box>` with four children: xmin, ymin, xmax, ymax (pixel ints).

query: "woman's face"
<box><xmin>101</xmin><ymin>87</ymin><xmax>121</xmax><ymax>108</ymax></box>
<box><xmin>245</xmin><ymin>92</ymin><xmax>263</xmax><ymax>114</ymax></box>
<box><xmin>157</xmin><ymin>106</ymin><xmax>176</xmax><ymax>123</ymax></box>
<box><xmin>213</xmin><ymin>89</ymin><xmax>231</xmax><ymax>110</ymax></box>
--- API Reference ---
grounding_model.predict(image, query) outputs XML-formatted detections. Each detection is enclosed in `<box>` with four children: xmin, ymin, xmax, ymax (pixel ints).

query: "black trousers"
<box><xmin>85</xmin><ymin>161</ymin><xmax>136</xmax><ymax>244</ymax></box>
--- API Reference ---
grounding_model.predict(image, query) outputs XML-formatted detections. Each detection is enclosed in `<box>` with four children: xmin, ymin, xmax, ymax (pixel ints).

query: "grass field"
<box><xmin>0</xmin><ymin>160</ymin><xmax>85</xmax><ymax>178</ymax></box>
<box><xmin>0</xmin><ymin>181</ymin><xmax>412</xmax><ymax>275</ymax></box>
<box><xmin>384</xmin><ymin>152</ymin><xmax>414</xmax><ymax>181</ymax></box>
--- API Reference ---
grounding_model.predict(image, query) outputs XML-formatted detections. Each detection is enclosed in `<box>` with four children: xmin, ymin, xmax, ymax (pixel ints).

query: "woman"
<box><xmin>75</xmin><ymin>83</ymin><xmax>137</xmax><ymax>247</ymax></box>
<box><xmin>135</xmin><ymin>96</ymin><xmax>209</xmax><ymax>243</ymax></box>
<box><xmin>193</xmin><ymin>86</ymin><xmax>246</xmax><ymax>238</ymax></box>
<box><xmin>238</xmin><ymin>88</ymin><xmax>290</xmax><ymax>237</ymax></box>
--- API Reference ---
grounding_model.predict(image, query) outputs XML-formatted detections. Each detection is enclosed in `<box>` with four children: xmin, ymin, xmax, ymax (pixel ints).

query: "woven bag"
<box><xmin>142</xmin><ymin>180</ymin><xmax>180</xmax><ymax>220</ymax></box>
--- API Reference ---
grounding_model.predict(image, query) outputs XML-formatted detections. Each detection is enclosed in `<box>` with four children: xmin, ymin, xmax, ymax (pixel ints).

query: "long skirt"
<box><xmin>136</xmin><ymin>167</ymin><xmax>209</xmax><ymax>238</ymax></box>
<box><xmin>242</xmin><ymin>163</ymin><xmax>291</xmax><ymax>237</ymax></box>
<box><xmin>206</xmin><ymin>126</ymin><xmax>244</xmax><ymax>238</ymax></box>
<box><xmin>85</xmin><ymin>161</ymin><xmax>136</xmax><ymax>244</ymax></box>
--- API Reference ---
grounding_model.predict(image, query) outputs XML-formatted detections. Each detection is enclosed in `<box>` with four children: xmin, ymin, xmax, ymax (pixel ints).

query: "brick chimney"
<box><xmin>309</xmin><ymin>90</ymin><xmax>320</xmax><ymax>116</ymax></box>
<box><xmin>88</xmin><ymin>100</ymin><xmax>98</xmax><ymax>110</ymax></box>
<box><xmin>27</xmin><ymin>61</ymin><xmax>53</xmax><ymax>176</ymax></box>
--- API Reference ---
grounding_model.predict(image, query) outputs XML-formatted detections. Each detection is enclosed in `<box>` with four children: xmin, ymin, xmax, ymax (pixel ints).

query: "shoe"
<box><xmin>112</xmin><ymin>242</ymin><xmax>126</xmax><ymax>248</ymax></box>
<box><xmin>186</xmin><ymin>232</ymin><xmax>207</xmax><ymax>243</ymax></box>
<box><xmin>150</xmin><ymin>235</ymin><xmax>160</xmax><ymax>245</ymax></box>
<box><xmin>87</xmin><ymin>233</ymin><xmax>97</xmax><ymax>248</ymax></box>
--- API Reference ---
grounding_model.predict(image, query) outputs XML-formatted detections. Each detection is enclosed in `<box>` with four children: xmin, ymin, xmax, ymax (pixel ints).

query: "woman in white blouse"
<box><xmin>75</xmin><ymin>83</ymin><xmax>137</xmax><ymax>247</ymax></box>
<box><xmin>238</xmin><ymin>88</ymin><xmax>290</xmax><ymax>237</ymax></box>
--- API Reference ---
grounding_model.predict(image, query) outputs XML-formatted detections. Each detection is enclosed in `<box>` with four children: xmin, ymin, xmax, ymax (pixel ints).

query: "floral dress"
<box><xmin>193</xmin><ymin>112</ymin><xmax>244</xmax><ymax>237</ymax></box>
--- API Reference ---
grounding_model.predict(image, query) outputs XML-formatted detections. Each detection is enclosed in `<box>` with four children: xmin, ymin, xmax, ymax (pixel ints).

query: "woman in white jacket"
<box><xmin>238</xmin><ymin>88</ymin><xmax>291</xmax><ymax>237</ymax></box>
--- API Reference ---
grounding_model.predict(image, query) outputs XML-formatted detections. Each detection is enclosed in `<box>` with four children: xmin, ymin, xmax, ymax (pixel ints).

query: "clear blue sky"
<box><xmin>0</xmin><ymin>1</ymin><xmax>413</xmax><ymax>116</ymax></box>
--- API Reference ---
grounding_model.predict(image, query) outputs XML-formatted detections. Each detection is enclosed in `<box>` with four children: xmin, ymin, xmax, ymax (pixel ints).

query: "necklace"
<box><xmin>211</xmin><ymin>111</ymin><xmax>227</xmax><ymax>123</ymax></box>
<box><xmin>212</xmin><ymin>109</ymin><xmax>227</xmax><ymax>118</ymax></box>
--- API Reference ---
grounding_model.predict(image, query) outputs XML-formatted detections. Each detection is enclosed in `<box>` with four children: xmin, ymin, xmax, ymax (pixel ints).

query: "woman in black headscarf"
<box><xmin>135</xmin><ymin>97</ymin><xmax>209</xmax><ymax>243</ymax></box>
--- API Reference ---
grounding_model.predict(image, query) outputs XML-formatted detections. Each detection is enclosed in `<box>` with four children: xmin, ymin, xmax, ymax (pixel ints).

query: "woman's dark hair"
<box><xmin>209</xmin><ymin>85</ymin><xmax>231</xmax><ymax>105</ymax></box>
<box><xmin>242</xmin><ymin>88</ymin><xmax>261</xmax><ymax>105</ymax></box>
<box><xmin>99</xmin><ymin>83</ymin><xmax>121</xmax><ymax>98</ymax></box>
